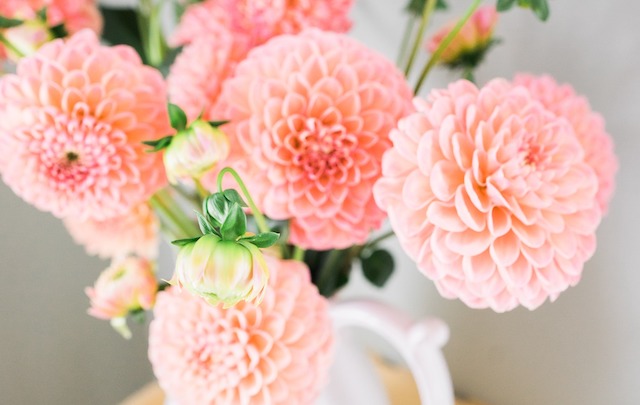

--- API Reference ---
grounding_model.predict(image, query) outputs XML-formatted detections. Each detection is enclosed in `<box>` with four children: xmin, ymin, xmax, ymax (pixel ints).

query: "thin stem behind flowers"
<box><xmin>404</xmin><ymin>0</ymin><xmax>438</xmax><ymax>76</ymax></box>
<box><xmin>0</xmin><ymin>34</ymin><xmax>25</xmax><ymax>59</ymax></box>
<box><xmin>150</xmin><ymin>188</ymin><xmax>200</xmax><ymax>240</ymax></box>
<box><xmin>414</xmin><ymin>0</ymin><xmax>482</xmax><ymax>94</ymax></box>
<box><xmin>216</xmin><ymin>167</ymin><xmax>270</xmax><ymax>234</ymax></box>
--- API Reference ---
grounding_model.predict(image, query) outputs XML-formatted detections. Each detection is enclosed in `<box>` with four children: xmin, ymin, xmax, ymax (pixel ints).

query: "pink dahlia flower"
<box><xmin>64</xmin><ymin>203</ymin><xmax>160</xmax><ymax>260</ymax></box>
<box><xmin>513</xmin><ymin>74</ymin><xmax>617</xmax><ymax>214</ymax></box>
<box><xmin>86</xmin><ymin>256</ymin><xmax>157</xmax><ymax>320</ymax></box>
<box><xmin>211</xmin><ymin>29</ymin><xmax>413</xmax><ymax>250</ymax></box>
<box><xmin>149</xmin><ymin>257</ymin><xmax>334</xmax><ymax>405</ymax></box>
<box><xmin>167</xmin><ymin>35</ymin><xmax>250</xmax><ymax>121</ymax></box>
<box><xmin>0</xmin><ymin>30</ymin><xmax>171</xmax><ymax>221</ymax></box>
<box><xmin>172</xmin><ymin>0</ymin><xmax>353</xmax><ymax>48</ymax></box>
<box><xmin>374</xmin><ymin>79</ymin><xmax>601</xmax><ymax>312</ymax></box>
<box><xmin>0</xmin><ymin>0</ymin><xmax>102</xmax><ymax>59</ymax></box>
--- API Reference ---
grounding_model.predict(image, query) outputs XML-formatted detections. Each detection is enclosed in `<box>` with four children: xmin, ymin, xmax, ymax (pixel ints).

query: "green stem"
<box><xmin>404</xmin><ymin>0</ymin><xmax>437</xmax><ymax>77</ymax></box>
<box><xmin>137</xmin><ymin>0</ymin><xmax>167</xmax><ymax>67</ymax></box>
<box><xmin>292</xmin><ymin>246</ymin><xmax>305</xmax><ymax>262</ymax></box>
<box><xmin>367</xmin><ymin>230</ymin><xmax>396</xmax><ymax>248</ymax></box>
<box><xmin>216</xmin><ymin>167</ymin><xmax>270</xmax><ymax>234</ymax></box>
<box><xmin>414</xmin><ymin>0</ymin><xmax>481</xmax><ymax>94</ymax></box>
<box><xmin>150</xmin><ymin>188</ymin><xmax>200</xmax><ymax>239</ymax></box>
<box><xmin>0</xmin><ymin>34</ymin><xmax>25</xmax><ymax>59</ymax></box>
<box><xmin>193</xmin><ymin>178</ymin><xmax>209</xmax><ymax>200</ymax></box>
<box><xmin>397</xmin><ymin>18</ymin><xmax>416</xmax><ymax>66</ymax></box>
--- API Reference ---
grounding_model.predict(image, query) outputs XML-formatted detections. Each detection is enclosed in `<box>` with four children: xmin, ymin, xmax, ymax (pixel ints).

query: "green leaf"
<box><xmin>143</xmin><ymin>135</ymin><xmax>173</xmax><ymax>152</ymax></box>
<box><xmin>242</xmin><ymin>232</ymin><xmax>280</xmax><ymax>248</ymax></box>
<box><xmin>49</xmin><ymin>23</ymin><xmax>68</xmax><ymax>39</ymax></box>
<box><xmin>98</xmin><ymin>6</ymin><xmax>145</xmax><ymax>62</ymax></box>
<box><xmin>0</xmin><ymin>16</ymin><xmax>23</xmax><ymax>29</ymax></box>
<box><xmin>531</xmin><ymin>0</ymin><xmax>550</xmax><ymax>21</ymax></box>
<box><xmin>220</xmin><ymin>203</ymin><xmax>247</xmax><ymax>240</ymax></box>
<box><xmin>129</xmin><ymin>308</ymin><xmax>146</xmax><ymax>324</ymax></box>
<box><xmin>204</xmin><ymin>193</ymin><xmax>230</xmax><ymax>225</ymax></box>
<box><xmin>496</xmin><ymin>0</ymin><xmax>517</xmax><ymax>12</ymax></box>
<box><xmin>223</xmin><ymin>189</ymin><xmax>247</xmax><ymax>207</ymax></box>
<box><xmin>361</xmin><ymin>249</ymin><xmax>395</xmax><ymax>288</ymax></box>
<box><xmin>171</xmin><ymin>236</ymin><xmax>201</xmax><ymax>246</ymax></box>
<box><xmin>209</xmin><ymin>120</ymin><xmax>230</xmax><ymax>128</ymax></box>
<box><xmin>168</xmin><ymin>103</ymin><xmax>187</xmax><ymax>131</ymax></box>
<box><xmin>196</xmin><ymin>212</ymin><xmax>216</xmax><ymax>234</ymax></box>
<box><xmin>406</xmin><ymin>0</ymin><xmax>447</xmax><ymax>16</ymax></box>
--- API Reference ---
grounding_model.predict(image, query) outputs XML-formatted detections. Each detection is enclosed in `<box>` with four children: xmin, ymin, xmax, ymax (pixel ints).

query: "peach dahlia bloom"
<box><xmin>64</xmin><ymin>203</ymin><xmax>160</xmax><ymax>260</ymax></box>
<box><xmin>514</xmin><ymin>74</ymin><xmax>617</xmax><ymax>214</ymax></box>
<box><xmin>172</xmin><ymin>0</ymin><xmax>353</xmax><ymax>48</ymax></box>
<box><xmin>149</xmin><ymin>257</ymin><xmax>334</xmax><ymax>405</ymax></box>
<box><xmin>374</xmin><ymin>79</ymin><xmax>601</xmax><ymax>312</ymax></box>
<box><xmin>0</xmin><ymin>30</ymin><xmax>171</xmax><ymax>221</ymax></box>
<box><xmin>211</xmin><ymin>29</ymin><xmax>413</xmax><ymax>250</ymax></box>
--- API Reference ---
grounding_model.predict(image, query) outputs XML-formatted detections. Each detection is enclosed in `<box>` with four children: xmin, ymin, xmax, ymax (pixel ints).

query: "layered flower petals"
<box><xmin>211</xmin><ymin>29</ymin><xmax>413</xmax><ymax>250</ymax></box>
<box><xmin>374</xmin><ymin>79</ymin><xmax>603</xmax><ymax>312</ymax></box>
<box><xmin>149</xmin><ymin>257</ymin><xmax>334</xmax><ymax>405</ymax></box>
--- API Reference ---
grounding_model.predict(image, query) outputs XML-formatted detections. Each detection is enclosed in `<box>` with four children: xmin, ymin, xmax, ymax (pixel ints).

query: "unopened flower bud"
<box><xmin>173</xmin><ymin>234</ymin><xmax>269</xmax><ymax>308</ymax></box>
<box><xmin>86</xmin><ymin>257</ymin><xmax>158</xmax><ymax>338</ymax></box>
<box><xmin>427</xmin><ymin>5</ymin><xmax>498</xmax><ymax>67</ymax></box>
<box><xmin>3</xmin><ymin>19</ymin><xmax>53</xmax><ymax>61</ymax></box>
<box><xmin>163</xmin><ymin>120</ymin><xmax>230</xmax><ymax>184</ymax></box>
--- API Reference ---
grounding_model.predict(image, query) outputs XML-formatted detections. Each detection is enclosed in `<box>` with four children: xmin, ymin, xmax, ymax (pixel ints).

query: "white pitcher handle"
<box><xmin>329</xmin><ymin>300</ymin><xmax>455</xmax><ymax>405</ymax></box>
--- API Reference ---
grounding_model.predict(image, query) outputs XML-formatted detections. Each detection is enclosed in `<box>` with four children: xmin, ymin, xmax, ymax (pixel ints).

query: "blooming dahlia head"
<box><xmin>172</xmin><ymin>0</ymin><xmax>354</xmax><ymax>48</ymax></box>
<box><xmin>0</xmin><ymin>30</ymin><xmax>171</xmax><ymax>221</ymax></box>
<box><xmin>64</xmin><ymin>203</ymin><xmax>160</xmax><ymax>260</ymax></box>
<box><xmin>149</xmin><ymin>257</ymin><xmax>334</xmax><ymax>405</ymax></box>
<box><xmin>374</xmin><ymin>79</ymin><xmax>601</xmax><ymax>312</ymax></box>
<box><xmin>211</xmin><ymin>29</ymin><xmax>413</xmax><ymax>250</ymax></box>
<box><xmin>513</xmin><ymin>74</ymin><xmax>617</xmax><ymax>214</ymax></box>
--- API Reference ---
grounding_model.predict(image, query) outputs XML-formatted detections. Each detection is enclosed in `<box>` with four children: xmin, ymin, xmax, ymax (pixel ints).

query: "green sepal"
<box><xmin>498</xmin><ymin>0</ymin><xmax>550</xmax><ymax>21</ymax></box>
<box><xmin>129</xmin><ymin>308</ymin><xmax>146</xmax><ymax>324</ymax></box>
<box><xmin>196</xmin><ymin>211</ymin><xmax>217</xmax><ymax>234</ymax></box>
<box><xmin>171</xmin><ymin>236</ymin><xmax>201</xmax><ymax>246</ymax></box>
<box><xmin>168</xmin><ymin>103</ymin><xmax>188</xmax><ymax>131</ymax></box>
<box><xmin>143</xmin><ymin>135</ymin><xmax>173</xmax><ymax>152</ymax></box>
<box><xmin>223</xmin><ymin>189</ymin><xmax>247</xmax><ymax>207</ymax></box>
<box><xmin>361</xmin><ymin>249</ymin><xmax>395</xmax><ymax>288</ymax></box>
<box><xmin>0</xmin><ymin>16</ymin><xmax>23</xmax><ymax>29</ymax></box>
<box><xmin>209</xmin><ymin>120</ymin><xmax>230</xmax><ymax>128</ymax></box>
<box><xmin>241</xmin><ymin>232</ymin><xmax>280</xmax><ymax>248</ymax></box>
<box><xmin>36</xmin><ymin>7</ymin><xmax>48</xmax><ymax>22</ymax></box>
<box><xmin>204</xmin><ymin>193</ymin><xmax>229</xmax><ymax>226</ymax></box>
<box><xmin>220</xmin><ymin>203</ymin><xmax>247</xmax><ymax>240</ymax></box>
<box><xmin>496</xmin><ymin>0</ymin><xmax>517</xmax><ymax>11</ymax></box>
<box><xmin>49</xmin><ymin>23</ymin><xmax>68</xmax><ymax>39</ymax></box>
<box><xmin>406</xmin><ymin>0</ymin><xmax>447</xmax><ymax>17</ymax></box>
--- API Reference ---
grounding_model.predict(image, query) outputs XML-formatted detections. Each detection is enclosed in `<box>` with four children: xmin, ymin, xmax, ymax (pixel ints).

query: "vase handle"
<box><xmin>329</xmin><ymin>300</ymin><xmax>455</xmax><ymax>405</ymax></box>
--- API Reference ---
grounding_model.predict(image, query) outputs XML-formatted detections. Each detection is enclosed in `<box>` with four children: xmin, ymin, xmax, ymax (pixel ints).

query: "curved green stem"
<box><xmin>0</xmin><ymin>34</ymin><xmax>25</xmax><ymax>59</ymax></box>
<box><xmin>137</xmin><ymin>0</ymin><xmax>167</xmax><ymax>67</ymax></box>
<box><xmin>216</xmin><ymin>167</ymin><xmax>270</xmax><ymax>234</ymax></box>
<box><xmin>414</xmin><ymin>0</ymin><xmax>481</xmax><ymax>94</ymax></box>
<box><xmin>404</xmin><ymin>0</ymin><xmax>438</xmax><ymax>77</ymax></box>
<box><xmin>397</xmin><ymin>18</ymin><xmax>416</xmax><ymax>66</ymax></box>
<box><xmin>292</xmin><ymin>246</ymin><xmax>305</xmax><ymax>262</ymax></box>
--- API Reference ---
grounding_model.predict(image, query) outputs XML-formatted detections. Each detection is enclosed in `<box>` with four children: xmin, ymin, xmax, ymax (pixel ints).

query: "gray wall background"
<box><xmin>1</xmin><ymin>1</ymin><xmax>639</xmax><ymax>404</ymax></box>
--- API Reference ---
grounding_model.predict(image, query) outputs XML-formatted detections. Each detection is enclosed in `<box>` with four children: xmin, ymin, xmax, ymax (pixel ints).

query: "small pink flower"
<box><xmin>149</xmin><ymin>257</ymin><xmax>334</xmax><ymax>404</ymax></box>
<box><xmin>210</xmin><ymin>29</ymin><xmax>414</xmax><ymax>250</ymax></box>
<box><xmin>86</xmin><ymin>256</ymin><xmax>157</xmax><ymax>320</ymax></box>
<box><xmin>167</xmin><ymin>35</ymin><xmax>250</xmax><ymax>121</ymax></box>
<box><xmin>513</xmin><ymin>74</ymin><xmax>618</xmax><ymax>214</ymax></box>
<box><xmin>171</xmin><ymin>0</ymin><xmax>354</xmax><ymax>48</ymax></box>
<box><xmin>427</xmin><ymin>5</ymin><xmax>498</xmax><ymax>65</ymax></box>
<box><xmin>374</xmin><ymin>79</ymin><xmax>601</xmax><ymax>312</ymax></box>
<box><xmin>2</xmin><ymin>19</ymin><xmax>53</xmax><ymax>61</ymax></box>
<box><xmin>0</xmin><ymin>0</ymin><xmax>102</xmax><ymax>59</ymax></box>
<box><xmin>64</xmin><ymin>203</ymin><xmax>160</xmax><ymax>260</ymax></box>
<box><xmin>0</xmin><ymin>30</ymin><xmax>171</xmax><ymax>221</ymax></box>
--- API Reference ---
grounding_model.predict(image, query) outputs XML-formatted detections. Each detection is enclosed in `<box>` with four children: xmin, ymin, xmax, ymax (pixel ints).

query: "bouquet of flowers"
<box><xmin>0</xmin><ymin>0</ymin><xmax>617</xmax><ymax>403</ymax></box>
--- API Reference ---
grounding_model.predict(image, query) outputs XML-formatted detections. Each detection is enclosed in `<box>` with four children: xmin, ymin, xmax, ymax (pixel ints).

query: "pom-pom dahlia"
<box><xmin>64</xmin><ymin>203</ymin><xmax>160</xmax><ymax>260</ymax></box>
<box><xmin>374</xmin><ymin>79</ymin><xmax>601</xmax><ymax>312</ymax></box>
<box><xmin>149</xmin><ymin>257</ymin><xmax>334</xmax><ymax>405</ymax></box>
<box><xmin>172</xmin><ymin>0</ymin><xmax>353</xmax><ymax>48</ymax></box>
<box><xmin>0</xmin><ymin>30</ymin><xmax>171</xmax><ymax>221</ymax></box>
<box><xmin>513</xmin><ymin>74</ymin><xmax>617</xmax><ymax>214</ymax></box>
<box><xmin>212</xmin><ymin>29</ymin><xmax>414</xmax><ymax>250</ymax></box>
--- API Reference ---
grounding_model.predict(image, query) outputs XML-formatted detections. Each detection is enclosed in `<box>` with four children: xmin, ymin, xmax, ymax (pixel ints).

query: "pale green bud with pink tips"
<box><xmin>173</xmin><ymin>234</ymin><xmax>269</xmax><ymax>308</ymax></box>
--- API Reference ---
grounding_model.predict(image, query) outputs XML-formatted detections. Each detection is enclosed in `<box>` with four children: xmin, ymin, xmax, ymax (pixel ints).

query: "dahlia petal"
<box><xmin>431</xmin><ymin>160</ymin><xmax>463</xmax><ymax>201</ymax></box>
<box><xmin>427</xmin><ymin>201</ymin><xmax>466</xmax><ymax>232</ymax></box>
<box><xmin>403</xmin><ymin>169</ymin><xmax>435</xmax><ymax>210</ymax></box>
<box><xmin>490</xmin><ymin>231</ymin><xmax>520</xmax><ymax>267</ymax></box>
<box><xmin>445</xmin><ymin>227</ymin><xmax>492</xmax><ymax>256</ymax></box>
<box><xmin>462</xmin><ymin>250</ymin><xmax>496</xmax><ymax>283</ymax></box>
